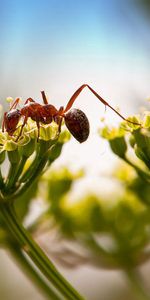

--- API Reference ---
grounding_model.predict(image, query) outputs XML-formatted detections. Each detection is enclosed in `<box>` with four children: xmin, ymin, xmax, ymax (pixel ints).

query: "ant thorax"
<box><xmin>21</xmin><ymin>102</ymin><xmax>42</xmax><ymax>117</ymax></box>
<box><xmin>43</xmin><ymin>104</ymin><xmax>58</xmax><ymax>116</ymax></box>
<box><xmin>22</xmin><ymin>102</ymin><xmax>41</xmax><ymax>109</ymax></box>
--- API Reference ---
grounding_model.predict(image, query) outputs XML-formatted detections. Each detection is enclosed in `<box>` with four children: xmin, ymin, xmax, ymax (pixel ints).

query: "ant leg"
<box><xmin>15</xmin><ymin>116</ymin><xmax>28</xmax><ymax>141</ymax></box>
<box><xmin>64</xmin><ymin>85</ymin><xmax>87</xmax><ymax>112</ymax></box>
<box><xmin>57</xmin><ymin>117</ymin><xmax>63</xmax><ymax>133</ymax></box>
<box><xmin>64</xmin><ymin>84</ymin><xmax>126</xmax><ymax>120</ymax></box>
<box><xmin>9</xmin><ymin>98</ymin><xmax>20</xmax><ymax>110</ymax></box>
<box><xmin>2</xmin><ymin>112</ymin><xmax>7</xmax><ymax>132</ymax></box>
<box><xmin>24</xmin><ymin>98</ymin><xmax>36</xmax><ymax>105</ymax></box>
<box><xmin>53</xmin><ymin>116</ymin><xmax>63</xmax><ymax>133</ymax></box>
<box><xmin>87</xmin><ymin>85</ymin><xmax>128</xmax><ymax>122</ymax></box>
<box><xmin>36</xmin><ymin>121</ymin><xmax>40</xmax><ymax>142</ymax></box>
<box><xmin>64</xmin><ymin>84</ymin><xmax>140</xmax><ymax>125</ymax></box>
<box><xmin>55</xmin><ymin>107</ymin><xmax>64</xmax><ymax>133</ymax></box>
<box><xmin>41</xmin><ymin>91</ymin><xmax>48</xmax><ymax>104</ymax></box>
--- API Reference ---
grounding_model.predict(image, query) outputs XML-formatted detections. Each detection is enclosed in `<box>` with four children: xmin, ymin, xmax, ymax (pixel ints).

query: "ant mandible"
<box><xmin>2</xmin><ymin>84</ymin><xmax>140</xmax><ymax>143</ymax></box>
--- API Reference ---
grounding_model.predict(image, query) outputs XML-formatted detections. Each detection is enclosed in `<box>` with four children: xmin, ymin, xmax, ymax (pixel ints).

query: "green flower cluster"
<box><xmin>0</xmin><ymin>111</ymin><xmax>85</xmax><ymax>300</ymax></box>
<box><xmin>100</xmin><ymin>114</ymin><xmax>150</xmax><ymax>181</ymax></box>
<box><xmin>0</xmin><ymin>119</ymin><xmax>70</xmax><ymax>200</ymax></box>
<box><xmin>27</xmin><ymin>165</ymin><xmax>150</xmax><ymax>272</ymax></box>
<box><xmin>1</xmin><ymin>103</ymin><xmax>150</xmax><ymax>300</ymax></box>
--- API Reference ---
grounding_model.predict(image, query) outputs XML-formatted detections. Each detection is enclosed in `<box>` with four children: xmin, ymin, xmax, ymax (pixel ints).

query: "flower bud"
<box><xmin>143</xmin><ymin>113</ymin><xmax>150</xmax><ymax>128</ymax></box>
<box><xmin>48</xmin><ymin>142</ymin><xmax>63</xmax><ymax>164</ymax></box>
<box><xmin>48</xmin><ymin>130</ymin><xmax>71</xmax><ymax>164</ymax></box>
<box><xmin>4</xmin><ymin>139</ymin><xmax>18</xmax><ymax>152</ymax></box>
<box><xmin>58</xmin><ymin>130</ymin><xmax>71</xmax><ymax>144</ymax></box>
<box><xmin>39</xmin><ymin>122</ymin><xmax>59</xmax><ymax>141</ymax></box>
<box><xmin>123</xmin><ymin>115</ymin><xmax>141</xmax><ymax>130</ymax></box>
<box><xmin>19</xmin><ymin>137</ymin><xmax>35</xmax><ymax>158</ymax></box>
<box><xmin>0</xmin><ymin>150</ymin><xmax>5</xmax><ymax>164</ymax></box>
<box><xmin>134</xmin><ymin>145</ymin><xmax>150</xmax><ymax>167</ymax></box>
<box><xmin>109</xmin><ymin>136</ymin><xmax>127</xmax><ymax>159</ymax></box>
<box><xmin>133</xmin><ymin>129</ymin><xmax>150</xmax><ymax>160</ymax></box>
<box><xmin>7</xmin><ymin>149</ymin><xmax>20</xmax><ymax>163</ymax></box>
<box><xmin>100</xmin><ymin>126</ymin><xmax>127</xmax><ymax>158</ymax></box>
<box><xmin>129</xmin><ymin>135</ymin><xmax>136</xmax><ymax>148</ymax></box>
<box><xmin>100</xmin><ymin>126</ymin><xmax>126</xmax><ymax>140</ymax></box>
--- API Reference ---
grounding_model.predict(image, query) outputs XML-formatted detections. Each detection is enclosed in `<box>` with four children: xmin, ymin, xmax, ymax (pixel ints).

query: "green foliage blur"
<box><xmin>1</xmin><ymin>106</ymin><xmax>150</xmax><ymax>299</ymax></box>
<box><xmin>7</xmin><ymin>111</ymin><xmax>149</xmax><ymax>273</ymax></box>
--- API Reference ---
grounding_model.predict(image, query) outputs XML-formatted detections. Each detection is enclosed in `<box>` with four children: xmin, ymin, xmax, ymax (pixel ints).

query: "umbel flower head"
<box><xmin>0</xmin><ymin>112</ymin><xmax>70</xmax><ymax>201</ymax></box>
<box><xmin>100</xmin><ymin>113</ymin><xmax>150</xmax><ymax>181</ymax></box>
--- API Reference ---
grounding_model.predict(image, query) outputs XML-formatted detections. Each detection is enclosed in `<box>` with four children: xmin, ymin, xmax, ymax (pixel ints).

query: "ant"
<box><xmin>2</xmin><ymin>84</ymin><xmax>140</xmax><ymax>143</ymax></box>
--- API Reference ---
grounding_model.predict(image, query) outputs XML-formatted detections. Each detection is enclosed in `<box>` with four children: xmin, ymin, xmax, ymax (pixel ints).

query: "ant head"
<box><xmin>64</xmin><ymin>108</ymin><xmax>90</xmax><ymax>143</ymax></box>
<box><xmin>7</xmin><ymin>109</ymin><xmax>21</xmax><ymax>119</ymax></box>
<box><xmin>5</xmin><ymin>109</ymin><xmax>21</xmax><ymax>134</ymax></box>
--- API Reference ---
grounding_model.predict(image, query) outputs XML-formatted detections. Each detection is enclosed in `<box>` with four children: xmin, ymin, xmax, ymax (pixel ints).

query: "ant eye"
<box><xmin>64</xmin><ymin>108</ymin><xmax>90</xmax><ymax>143</ymax></box>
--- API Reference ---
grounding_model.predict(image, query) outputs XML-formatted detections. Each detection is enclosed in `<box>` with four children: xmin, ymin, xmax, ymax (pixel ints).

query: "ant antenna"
<box><xmin>41</xmin><ymin>91</ymin><xmax>48</xmax><ymax>105</ymax></box>
<box><xmin>64</xmin><ymin>84</ymin><xmax>141</xmax><ymax>126</ymax></box>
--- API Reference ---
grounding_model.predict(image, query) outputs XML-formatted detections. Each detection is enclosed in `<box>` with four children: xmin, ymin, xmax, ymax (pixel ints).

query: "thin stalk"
<box><xmin>5</xmin><ymin>156</ymin><xmax>27</xmax><ymax>192</ymax></box>
<box><xmin>12</xmin><ymin>155</ymin><xmax>27</xmax><ymax>184</ymax></box>
<box><xmin>0</xmin><ymin>168</ymin><xmax>4</xmax><ymax>189</ymax></box>
<box><xmin>124</xmin><ymin>157</ymin><xmax>150</xmax><ymax>182</ymax></box>
<box><xmin>83</xmin><ymin>234</ymin><xmax>118</xmax><ymax>269</ymax></box>
<box><xmin>3</xmin><ymin>152</ymin><xmax>50</xmax><ymax>202</ymax></box>
<box><xmin>0</xmin><ymin>203</ymin><xmax>84</xmax><ymax>300</ymax></box>
<box><xmin>20</xmin><ymin>146</ymin><xmax>41</xmax><ymax>182</ymax></box>
<box><xmin>3</xmin><ymin>144</ymin><xmax>56</xmax><ymax>201</ymax></box>
<box><xmin>2</xmin><ymin>142</ymin><xmax>57</xmax><ymax>202</ymax></box>
<box><xmin>8</xmin><ymin>242</ymin><xmax>61</xmax><ymax>300</ymax></box>
<box><xmin>125</xmin><ymin>269</ymin><xmax>150</xmax><ymax>300</ymax></box>
<box><xmin>5</xmin><ymin>162</ymin><xmax>18</xmax><ymax>189</ymax></box>
<box><xmin>20</xmin><ymin>140</ymin><xmax>55</xmax><ymax>183</ymax></box>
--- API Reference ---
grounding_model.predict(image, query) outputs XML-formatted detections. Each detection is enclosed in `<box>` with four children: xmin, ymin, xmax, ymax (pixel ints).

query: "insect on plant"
<box><xmin>2</xmin><ymin>84</ymin><xmax>140</xmax><ymax>143</ymax></box>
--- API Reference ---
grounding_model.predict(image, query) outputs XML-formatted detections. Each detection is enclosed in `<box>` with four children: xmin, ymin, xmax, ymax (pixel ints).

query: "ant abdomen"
<box><xmin>64</xmin><ymin>108</ymin><xmax>90</xmax><ymax>143</ymax></box>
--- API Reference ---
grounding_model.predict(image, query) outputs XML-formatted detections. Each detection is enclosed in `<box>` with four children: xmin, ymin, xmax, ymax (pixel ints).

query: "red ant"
<box><xmin>2</xmin><ymin>84</ymin><xmax>140</xmax><ymax>143</ymax></box>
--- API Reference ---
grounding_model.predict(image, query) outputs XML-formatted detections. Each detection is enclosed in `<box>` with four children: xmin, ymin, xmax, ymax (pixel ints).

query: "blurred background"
<box><xmin>1</xmin><ymin>0</ymin><xmax>150</xmax><ymax>299</ymax></box>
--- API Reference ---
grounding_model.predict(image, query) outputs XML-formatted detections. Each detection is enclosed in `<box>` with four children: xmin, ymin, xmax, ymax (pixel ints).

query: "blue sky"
<box><xmin>1</xmin><ymin>0</ymin><xmax>149</xmax><ymax>61</ymax></box>
<box><xmin>1</xmin><ymin>0</ymin><xmax>150</xmax><ymax>109</ymax></box>
<box><xmin>1</xmin><ymin>0</ymin><xmax>150</xmax><ymax>175</ymax></box>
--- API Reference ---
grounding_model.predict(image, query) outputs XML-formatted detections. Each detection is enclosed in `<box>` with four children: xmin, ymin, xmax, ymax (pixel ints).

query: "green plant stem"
<box><xmin>5</xmin><ymin>156</ymin><xmax>27</xmax><ymax>192</ymax></box>
<box><xmin>4</xmin><ymin>142</ymin><xmax>56</xmax><ymax>202</ymax></box>
<box><xmin>0</xmin><ymin>203</ymin><xmax>84</xmax><ymax>300</ymax></box>
<box><xmin>20</xmin><ymin>146</ymin><xmax>41</xmax><ymax>182</ymax></box>
<box><xmin>8</xmin><ymin>242</ymin><xmax>61</xmax><ymax>300</ymax></box>
<box><xmin>3</xmin><ymin>153</ymin><xmax>49</xmax><ymax>202</ymax></box>
<box><xmin>12</xmin><ymin>155</ymin><xmax>27</xmax><ymax>184</ymax></box>
<box><xmin>20</xmin><ymin>140</ymin><xmax>55</xmax><ymax>183</ymax></box>
<box><xmin>125</xmin><ymin>269</ymin><xmax>150</xmax><ymax>300</ymax></box>
<box><xmin>83</xmin><ymin>234</ymin><xmax>119</xmax><ymax>269</ymax></box>
<box><xmin>5</xmin><ymin>162</ymin><xmax>18</xmax><ymax>189</ymax></box>
<box><xmin>124</xmin><ymin>157</ymin><xmax>150</xmax><ymax>182</ymax></box>
<box><xmin>0</xmin><ymin>168</ymin><xmax>4</xmax><ymax>189</ymax></box>
<box><xmin>2</xmin><ymin>142</ymin><xmax>59</xmax><ymax>202</ymax></box>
